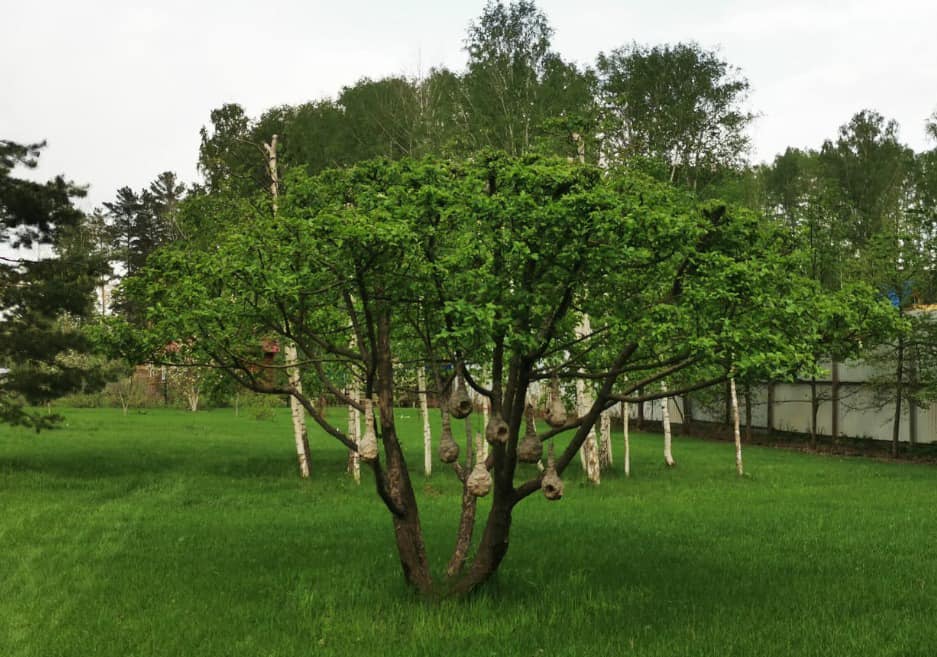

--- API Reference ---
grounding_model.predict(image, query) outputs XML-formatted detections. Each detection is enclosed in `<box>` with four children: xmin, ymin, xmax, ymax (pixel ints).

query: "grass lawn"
<box><xmin>1</xmin><ymin>407</ymin><xmax>936</xmax><ymax>657</ymax></box>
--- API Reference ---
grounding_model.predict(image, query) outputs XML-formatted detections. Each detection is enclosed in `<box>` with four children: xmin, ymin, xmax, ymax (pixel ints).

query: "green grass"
<box><xmin>1</xmin><ymin>407</ymin><xmax>936</xmax><ymax>656</ymax></box>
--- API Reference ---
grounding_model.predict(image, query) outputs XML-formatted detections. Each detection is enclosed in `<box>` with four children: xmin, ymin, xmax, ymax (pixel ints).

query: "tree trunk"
<box><xmin>575</xmin><ymin>316</ymin><xmax>601</xmax><ymax>483</ymax></box>
<box><xmin>908</xmin><ymin>354</ymin><xmax>917</xmax><ymax>451</ymax></box>
<box><xmin>831</xmin><ymin>361</ymin><xmax>840</xmax><ymax>446</ymax></box>
<box><xmin>451</xmin><ymin>500</ymin><xmax>513</xmax><ymax>596</ymax></box>
<box><xmin>892</xmin><ymin>335</ymin><xmax>905</xmax><ymax>458</ymax></box>
<box><xmin>285</xmin><ymin>342</ymin><xmax>311</xmax><ymax>479</ymax></box>
<box><xmin>417</xmin><ymin>367</ymin><xmax>432</xmax><ymax>477</ymax></box>
<box><xmin>347</xmin><ymin>387</ymin><xmax>361</xmax><ymax>484</ymax></box>
<box><xmin>599</xmin><ymin>409</ymin><xmax>612</xmax><ymax>468</ymax></box>
<box><xmin>662</xmin><ymin>382</ymin><xmax>675</xmax><ymax>467</ymax></box>
<box><xmin>809</xmin><ymin>377</ymin><xmax>819</xmax><ymax>451</ymax></box>
<box><xmin>730</xmin><ymin>378</ymin><xmax>743</xmax><ymax>476</ymax></box>
<box><xmin>375</xmin><ymin>308</ymin><xmax>431</xmax><ymax>593</ymax></box>
<box><xmin>187</xmin><ymin>388</ymin><xmax>199</xmax><ymax>412</ymax></box>
<box><xmin>267</xmin><ymin>136</ymin><xmax>311</xmax><ymax>479</ymax></box>
<box><xmin>622</xmin><ymin>400</ymin><xmax>630</xmax><ymax>477</ymax></box>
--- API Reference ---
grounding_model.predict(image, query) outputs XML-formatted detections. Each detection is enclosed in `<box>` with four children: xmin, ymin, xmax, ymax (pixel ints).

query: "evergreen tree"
<box><xmin>0</xmin><ymin>139</ymin><xmax>108</xmax><ymax>429</ymax></box>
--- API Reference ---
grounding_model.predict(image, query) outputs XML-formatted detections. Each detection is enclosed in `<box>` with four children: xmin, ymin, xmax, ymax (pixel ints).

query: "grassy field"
<box><xmin>1</xmin><ymin>407</ymin><xmax>936</xmax><ymax>657</ymax></box>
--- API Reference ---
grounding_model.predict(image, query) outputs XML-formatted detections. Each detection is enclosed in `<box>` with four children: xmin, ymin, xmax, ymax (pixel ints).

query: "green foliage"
<box><xmin>0</xmin><ymin>140</ymin><xmax>110</xmax><ymax>430</ymax></box>
<box><xmin>596</xmin><ymin>42</ymin><xmax>753</xmax><ymax>191</ymax></box>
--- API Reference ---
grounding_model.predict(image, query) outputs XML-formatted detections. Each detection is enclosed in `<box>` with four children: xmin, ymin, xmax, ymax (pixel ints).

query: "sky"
<box><xmin>2</xmin><ymin>0</ymin><xmax>936</xmax><ymax>211</ymax></box>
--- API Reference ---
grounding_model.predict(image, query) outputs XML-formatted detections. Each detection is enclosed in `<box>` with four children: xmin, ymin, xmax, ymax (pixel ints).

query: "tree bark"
<box><xmin>599</xmin><ymin>409</ymin><xmax>612</xmax><ymax>468</ymax></box>
<box><xmin>576</xmin><ymin>316</ymin><xmax>601</xmax><ymax>483</ymax></box>
<box><xmin>375</xmin><ymin>307</ymin><xmax>431</xmax><ymax>593</ymax></box>
<box><xmin>809</xmin><ymin>377</ymin><xmax>819</xmax><ymax>451</ymax></box>
<box><xmin>347</xmin><ymin>387</ymin><xmax>361</xmax><ymax>484</ymax></box>
<box><xmin>662</xmin><ymin>381</ymin><xmax>675</xmax><ymax>467</ymax></box>
<box><xmin>285</xmin><ymin>342</ymin><xmax>311</xmax><ymax>479</ymax></box>
<box><xmin>730</xmin><ymin>378</ymin><xmax>743</xmax><ymax>476</ymax></box>
<box><xmin>417</xmin><ymin>367</ymin><xmax>432</xmax><ymax>477</ymax></box>
<box><xmin>831</xmin><ymin>361</ymin><xmax>840</xmax><ymax>446</ymax></box>
<box><xmin>892</xmin><ymin>335</ymin><xmax>905</xmax><ymax>458</ymax></box>
<box><xmin>622</xmin><ymin>400</ymin><xmax>630</xmax><ymax>477</ymax></box>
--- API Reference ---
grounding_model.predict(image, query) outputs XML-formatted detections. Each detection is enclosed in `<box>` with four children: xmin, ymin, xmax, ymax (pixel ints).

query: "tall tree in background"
<box><xmin>0</xmin><ymin>139</ymin><xmax>107</xmax><ymax>429</ymax></box>
<box><xmin>596</xmin><ymin>42</ymin><xmax>753</xmax><ymax>191</ymax></box>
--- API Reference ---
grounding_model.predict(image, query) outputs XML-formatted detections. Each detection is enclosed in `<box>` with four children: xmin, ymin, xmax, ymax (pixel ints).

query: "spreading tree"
<box><xmin>118</xmin><ymin>153</ymin><xmax>887</xmax><ymax>597</ymax></box>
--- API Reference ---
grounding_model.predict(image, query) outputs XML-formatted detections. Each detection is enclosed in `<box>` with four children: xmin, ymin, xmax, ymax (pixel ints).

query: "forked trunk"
<box><xmin>451</xmin><ymin>500</ymin><xmax>513</xmax><ymax>596</ymax></box>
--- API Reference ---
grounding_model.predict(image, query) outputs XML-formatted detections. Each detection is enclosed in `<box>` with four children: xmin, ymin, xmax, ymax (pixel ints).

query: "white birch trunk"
<box><xmin>187</xmin><ymin>388</ymin><xmax>199</xmax><ymax>412</ymax></box>
<box><xmin>662</xmin><ymin>381</ymin><xmax>675</xmax><ymax>468</ymax></box>
<box><xmin>268</xmin><ymin>135</ymin><xmax>311</xmax><ymax>480</ymax></box>
<box><xmin>730</xmin><ymin>377</ymin><xmax>743</xmax><ymax>476</ymax></box>
<box><xmin>575</xmin><ymin>315</ymin><xmax>600</xmax><ymax>483</ymax></box>
<box><xmin>622</xmin><ymin>400</ymin><xmax>630</xmax><ymax>477</ymax></box>
<box><xmin>417</xmin><ymin>367</ymin><xmax>432</xmax><ymax>477</ymax></box>
<box><xmin>347</xmin><ymin>387</ymin><xmax>361</xmax><ymax>484</ymax></box>
<box><xmin>480</xmin><ymin>394</ymin><xmax>489</xmax><ymax>461</ymax></box>
<box><xmin>285</xmin><ymin>342</ymin><xmax>311</xmax><ymax>479</ymax></box>
<box><xmin>599</xmin><ymin>410</ymin><xmax>612</xmax><ymax>468</ymax></box>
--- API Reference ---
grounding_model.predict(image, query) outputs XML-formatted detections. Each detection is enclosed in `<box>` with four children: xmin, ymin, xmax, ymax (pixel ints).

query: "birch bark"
<box><xmin>418</xmin><ymin>367</ymin><xmax>432</xmax><ymax>477</ymax></box>
<box><xmin>730</xmin><ymin>378</ymin><xmax>743</xmax><ymax>475</ymax></box>
<box><xmin>662</xmin><ymin>381</ymin><xmax>675</xmax><ymax>467</ymax></box>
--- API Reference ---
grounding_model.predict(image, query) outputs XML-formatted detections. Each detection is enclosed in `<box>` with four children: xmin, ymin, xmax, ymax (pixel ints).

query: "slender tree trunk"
<box><xmin>375</xmin><ymin>308</ymin><xmax>431</xmax><ymax>593</ymax></box>
<box><xmin>187</xmin><ymin>388</ymin><xmax>199</xmax><ymax>412</ymax></box>
<box><xmin>599</xmin><ymin>410</ymin><xmax>612</xmax><ymax>468</ymax></box>
<box><xmin>892</xmin><ymin>335</ymin><xmax>905</xmax><ymax>458</ymax></box>
<box><xmin>831</xmin><ymin>361</ymin><xmax>840</xmax><ymax>446</ymax></box>
<box><xmin>622</xmin><ymin>400</ymin><xmax>630</xmax><ymax>477</ymax></box>
<box><xmin>347</xmin><ymin>387</ymin><xmax>361</xmax><ymax>484</ymax></box>
<box><xmin>417</xmin><ymin>367</ymin><xmax>432</xmax><ymax>477</ymax></box>
<box><xmin>576</xmin><ymin>316</ymin><xmax>600</xmax><ymax>483</ymax></box>
<box><xmin>662</xmin><ymin>382</ymin><xmax>675</xmax><ymax>468</ymax></box>
<box><xmin>234</xmin><ymin>392</ymin><xmax>239</xmax><ymax>417</ymax></box>
<box><xmin>285</xmin><ymin>342</ymin><xmax>311</xmax><ymax>479</ymax></box>
<box><xmin>445</xmin><ymin>484</ymin><xmax>478</xmax><ymax>578</ymax></box>
<box><xmin>267</xmin><ymin>135</ymin><xmax>311</xmax><ymax>479</ymax></box>
<box><xmin>809</xmin><ymin>377</ymin><xmax>819</xmax><ymax>451</ymax></box>
<box><xmin>909</xmin><ymin>353</ymin><xmax>917</xmax><ymax>451</ymax></box>
<box><xmin>730</xmin><ymin>378</ymin><xmax>743</xmax><ymax>476</ymax></box>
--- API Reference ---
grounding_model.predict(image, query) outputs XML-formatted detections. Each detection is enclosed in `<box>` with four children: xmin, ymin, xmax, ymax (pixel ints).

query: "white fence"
<box><xmin>630</xmin><ymin>361</ymin><xmax>934</xmax><ymax>444</ymax></box>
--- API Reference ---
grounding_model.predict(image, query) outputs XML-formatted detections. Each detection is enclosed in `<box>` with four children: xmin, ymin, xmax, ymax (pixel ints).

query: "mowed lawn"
<box><xmin>1</xmin><ymin>408</ymin><xmax>936</xmax><ymax>657</ymax></box>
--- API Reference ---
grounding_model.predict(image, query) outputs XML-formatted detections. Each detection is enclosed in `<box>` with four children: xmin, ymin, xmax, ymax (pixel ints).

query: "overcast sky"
<box><xmin>2</xmin><ymin>0</ymin><xmax>936</xmax><ymax>211</ymax></box>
